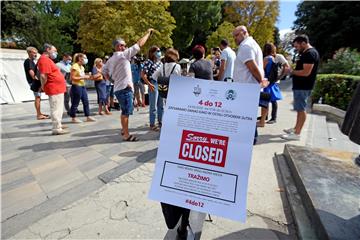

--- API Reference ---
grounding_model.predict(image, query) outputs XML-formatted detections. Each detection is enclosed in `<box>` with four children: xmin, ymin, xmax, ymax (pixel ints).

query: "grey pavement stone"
<box><xmin>2</xmin><ymin>174</ymin><xmax>35</xmax><ymax>193</ymax></box>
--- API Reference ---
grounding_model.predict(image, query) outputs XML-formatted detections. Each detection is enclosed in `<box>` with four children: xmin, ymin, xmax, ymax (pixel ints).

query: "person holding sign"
<box><xmin>232</xmin><ymin>25</ymin><xmax>269</xmax><ymax>144</ymax></box>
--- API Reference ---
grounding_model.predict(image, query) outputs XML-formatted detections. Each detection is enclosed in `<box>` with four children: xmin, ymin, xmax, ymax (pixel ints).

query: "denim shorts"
<box><xmin>29</xmin><ymin>84</ymin><xmax>41</xmax><ymax>97</ymax></box>
<box><xmin>114</xmin><ymin>87</ymin><xmax>133</xmax><ymax>116</ymax></box>
<box><xmin>293</xmin><ymin>90</ymin><xmax>312</xmax><ymax>111</ymax></box>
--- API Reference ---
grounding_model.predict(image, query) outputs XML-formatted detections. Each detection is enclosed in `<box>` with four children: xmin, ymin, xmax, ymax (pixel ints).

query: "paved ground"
<box><xmin>2</xmin><ymin>80</ymin><xmax>357</xmax><ymax>239</ymax></box>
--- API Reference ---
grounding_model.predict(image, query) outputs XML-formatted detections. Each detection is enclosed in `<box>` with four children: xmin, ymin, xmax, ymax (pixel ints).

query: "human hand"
<box><xmin>149</xmin><ymin>83</ymin><xmax>155</xmax><ymax>92</ymax></box>
<box><xmin>260</xmin><ymin>78</ymin><xmax>269</xmax><ymax>88</ymax></box>
<box><xmin>148</xmin><ymin>28</ymin><xmax>155</xmax><ymax>35</ymax></box>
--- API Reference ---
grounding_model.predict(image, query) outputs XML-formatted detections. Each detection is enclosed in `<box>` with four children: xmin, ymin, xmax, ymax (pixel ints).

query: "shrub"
<box><xmin>320</xmin><ymin>48</ymin><xmax>360</xmax><ymax>75</ymax></box>
<box><xmin>312</xmin><ymin>74</ymin><xmax>360</xmax><ymax>110</ymax></box>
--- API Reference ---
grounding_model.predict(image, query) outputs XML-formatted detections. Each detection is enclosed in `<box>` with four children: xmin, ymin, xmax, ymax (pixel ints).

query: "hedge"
<box><xmin>311</xmin><ymin>74</ymin><xmax>360</xmax><ymax>111</ymax></box>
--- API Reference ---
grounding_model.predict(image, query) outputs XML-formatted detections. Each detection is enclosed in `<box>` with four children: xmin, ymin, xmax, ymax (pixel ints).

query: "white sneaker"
<box><xmin>281</xmin><ymin>133</ymin><xmax>300</xmax><ymax>140</ymax></box>
<box><xmin>283</xmin><ymin>128</ymin><xmax>295</xmax><ymax>134</ymax></box>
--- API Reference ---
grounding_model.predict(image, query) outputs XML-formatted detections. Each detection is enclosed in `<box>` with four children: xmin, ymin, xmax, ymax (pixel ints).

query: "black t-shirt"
<box><xmin>292</xmin><ymin>48</ymin><xmax>320</xmax><ymax>90</ymax></box>
<box><xmin>23</xmin><ymin>58</ymin><xmax>37</xmax><ymax>84</ymax></box>
<box><xmin>189</xmin><ymin>59</ymin><xmax>213</xmax><ymax>80</ymax></box>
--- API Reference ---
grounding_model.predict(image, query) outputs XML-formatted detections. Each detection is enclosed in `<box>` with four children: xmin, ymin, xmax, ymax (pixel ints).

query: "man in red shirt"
<box><xmin>37</xmin><ymin>43</ymin><xmax>68</xmax><ymax>135</ymax></box>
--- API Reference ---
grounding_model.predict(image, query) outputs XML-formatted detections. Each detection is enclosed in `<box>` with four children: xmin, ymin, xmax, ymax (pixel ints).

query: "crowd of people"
<box><xmin>23</xmin><ymin>25</ymin><xmax>320</xmax><ymax>238</ymax></box>
<box><xmin>23</xmin><ymin>26</ymin><xmax>319</xmax><ymax>143</ymax></box>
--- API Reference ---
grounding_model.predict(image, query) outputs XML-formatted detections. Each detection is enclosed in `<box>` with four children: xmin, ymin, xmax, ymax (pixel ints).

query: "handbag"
<box><xmin>158</xmin><ymin>64</ymin><xmax>177</xmax><ymax>99</ymax></box>
<box><xmin>259</xmin><ymin>92</ymin><xmax>271</xmax><ymax>101</ymax></box>
<box><xmin>160</xmin><ymin>202</ymin><xmax>184</xmax><ymax>229</ymax></box>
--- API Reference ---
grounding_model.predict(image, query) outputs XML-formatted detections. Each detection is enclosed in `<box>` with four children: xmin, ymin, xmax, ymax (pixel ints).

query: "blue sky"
<box><xmin>277</xmin><ymin>0</ymin><xmax>301</xmax><ymax>31</ymax></box>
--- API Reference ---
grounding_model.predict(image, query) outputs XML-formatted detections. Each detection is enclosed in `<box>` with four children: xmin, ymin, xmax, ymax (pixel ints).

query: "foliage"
<box><xmin>1</xmin><ymin>1</ymin><xmax>81</xmax><ymax>54</ymax></box>
<box><xmin>294</xmin><ymin>1</ymin><xmax>360</xmax><ymax>59</ymax></box>
<box><xmin>223</xmin><ymin>1</ymin><xmax>279</xmax><ymax>48</ymax></box>
<box><xmin>311</xmin><ymin>74</ymin><xmax>360</xmax><ymax>110</ymax></box>
<box><xmin>273</xmin><ymin>27</ymin><xmax>280</xmax><ymax>48</ymax></box>
<box><xmin>77</xmin><ymin>1</ymin><xmax>175</xmax><ymax>56</ymax></box>
<box><xmin>206</xmin><ymin>21</ymin><xmax>236</xmax><ymax>53</ymax></box>
<box><xmin>169</xmin><ymin>1</ymin><xmax>222</xmax><ymax>57</ymax></box>
<box><xmin>280</xmin><ymin>30</ymin><xmax>296</xmax><ymax>53</ymax></box>
<box><xmin>320</xmin><ymin>48</ymin><xmax>360</xmax><ymax>75</ymax></box>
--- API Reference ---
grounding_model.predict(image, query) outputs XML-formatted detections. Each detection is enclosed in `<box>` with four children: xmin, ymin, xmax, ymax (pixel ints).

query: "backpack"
<box><xmin>267</xmin><ymin>58</ymin><xmax>280</xmax><ymax>83</ymax></box>
<box><xmin>157</xmin><ymin>64</ymin><xmax>177</xmax><ymax>99</ymax></box>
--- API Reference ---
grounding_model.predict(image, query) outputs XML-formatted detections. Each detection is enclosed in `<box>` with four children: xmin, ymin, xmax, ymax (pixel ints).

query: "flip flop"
<box><xmin>150</xmin><ymin>126</ymin><xmax>160</xmax><ymax>132</ymax></box>
<box><xmin>121</xmin><ymin>130</ymin><xmax>124</xmax><ymax>136</ymax></box>
<box><xmin>123</xmin><ymin>135</ymin><xmax>139</xmax><ymax>142</ymax></box>
<box><xmin>37</xmin><ymin>115</ymin><xmax>50</xmax><ymax>120</ymax></box>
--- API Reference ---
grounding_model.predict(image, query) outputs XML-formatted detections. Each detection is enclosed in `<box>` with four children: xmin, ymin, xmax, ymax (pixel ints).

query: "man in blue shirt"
<box><xmin>56</xmin><ymin>53</ymin><xmax>72</xmax><ymax>114</ymax></box>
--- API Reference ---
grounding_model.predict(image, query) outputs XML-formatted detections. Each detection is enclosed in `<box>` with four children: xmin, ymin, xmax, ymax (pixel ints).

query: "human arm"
<box><xmin>40</xmin><ymin>73</ymin><xmax>47</xmax><ymax>90</ymax></box>
<box><xmin>245</xmin><ymin>60</ymin><xmax>268</xmax><ymax>87</ymax></box>
<box><xmin>291</xmin><ymin>64</ymin><xmax>314</xmax><ymax>77</ymax></box>
<box><xmin>141</xmin><ymin>68</ymin><xmax>155</xmax><ymax>92</ymax></box>
<box><xmin>91</xmin><ymin>67</ymin><xmax>103</xmax><ymax>81</ymax></box>
<box><xmin>290</xmin><ymin>51</ymin><xmax>316</xmax><ymax>77</ymax></box>
<box><xmin>137</xmin><ymin>28</ymin><xmax>154</xmax><ymax>48</ymax></box>
<box><xmin>70</xmin><ymin>68</ymin><xmax>90</xmax><ymax>82</ymax></box>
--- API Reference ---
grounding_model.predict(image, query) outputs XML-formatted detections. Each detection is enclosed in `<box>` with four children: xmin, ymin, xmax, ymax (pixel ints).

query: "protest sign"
<box><xmin>149</xmin><ymin>75</ymin><xmax>260</xmax><ymax>221</ymax></box>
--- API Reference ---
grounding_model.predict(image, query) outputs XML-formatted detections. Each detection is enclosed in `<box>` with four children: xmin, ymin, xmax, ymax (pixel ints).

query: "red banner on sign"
<box><xmin>179</xmin><ymin>130</ymin><xmax>229</xmax><ymax>167</ymax></box>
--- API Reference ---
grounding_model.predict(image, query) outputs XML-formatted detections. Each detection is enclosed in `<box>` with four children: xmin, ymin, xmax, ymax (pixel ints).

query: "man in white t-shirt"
<box><xmin>105</xmin><ymin>28</ymin><xmax>154</xmax><ymax>142</ymax></box>
<box><xmin>274</xmin><ymin>51</ymin><xmax>290</xmax><ymax>81</ymax></box>
<box><xmin>218</xmin><ymin>39</ymin><xmax>236</xmax><ymax>81</ymax></box>
<box><xmin>232</xmin><ymin>25</ymin><xmax>268</xmax><ymax>144</ymax></box>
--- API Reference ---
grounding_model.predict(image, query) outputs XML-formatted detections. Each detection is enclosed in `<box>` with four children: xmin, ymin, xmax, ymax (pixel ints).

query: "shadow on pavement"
<box><xmin>17</xmin><ymin>126</ymin><xmax>160</xmax><ymax>152</ymax></box>
<box><xmin>256</xmin><ymin>134</ymin><xmax>290</xmax><ymax>145</ymax></box>
<box><xmin>214</xmin><ymin>228</ymin><xmax>293</xmax><ymax>240</ymax></box>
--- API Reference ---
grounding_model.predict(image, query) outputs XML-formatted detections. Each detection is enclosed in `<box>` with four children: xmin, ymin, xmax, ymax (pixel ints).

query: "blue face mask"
<box><xmin>65</xmin><ymin>60</ymin><xmax>72</xmax><ymax>65</ymax></box>
<box><xmin>155</xmin><ymin>51</ymin><xmax>161</xmax><ymax>59</ymax></box>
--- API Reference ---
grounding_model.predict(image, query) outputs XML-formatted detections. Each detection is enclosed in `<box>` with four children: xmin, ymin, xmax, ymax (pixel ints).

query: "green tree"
<box><xmin>223</xmin><ymin>1</ymin><xmax>279</xmax><ymax>48</ymax></box>
<box><xmin>273</xmin><ymin>26</ymin><xmax>281</xmax><ymax>48</ymax></box>
<box><xmin>169</xmin><ymin>1</ymin><xmax>222</xmax><ymax>56</ymax></box>
<box><xmin>206</xmin><ymin>21</ymin><xmax>236</xmax><ymax>53</ymax></box>
<box><xmin>1</xmin><ymin>1</ymin><xmax>81</xmax><ymax>54</ymax></box>
<box><xmin>293</xmin><ymin>1</ymin><xmax>360</xmax><ymax>59</ymax></box>
<box><xmin>77</xmin><ymin>0</ymin><xmax>175</xmax><ymax>56</ymax></box>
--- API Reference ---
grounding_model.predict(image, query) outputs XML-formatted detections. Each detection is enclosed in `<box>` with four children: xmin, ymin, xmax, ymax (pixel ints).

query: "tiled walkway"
<box><xmin>1</xmin><ymin>91</ymin><xmax>159</xmax><ymax>222</ymax></box>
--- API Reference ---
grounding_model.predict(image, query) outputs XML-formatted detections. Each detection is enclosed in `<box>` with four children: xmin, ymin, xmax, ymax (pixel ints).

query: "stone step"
<box><xmin>283</xmin><ymin>144</ymin><xmax>360</xmax><ymax>240</ymax></box>
<box><xmin>327</xmin><ymin>121</ymin><xmax>360</xmax><ymax>153</ymax></box>
<box><xmin>307</xmin><ymin>114</ymin><xmax>330</xmax><ymax>149</ymax></box>
<box><xmin>275</xmin><ymin>153</ymin><xmax>318</xmax><ymax>240</ymax></box>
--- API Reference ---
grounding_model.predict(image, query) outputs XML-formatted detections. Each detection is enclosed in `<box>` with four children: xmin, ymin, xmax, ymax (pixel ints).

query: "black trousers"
<box><xmin>270</xmin><ymin>101</ymin><xmax>278</xmax><ymax>120</ymax></box>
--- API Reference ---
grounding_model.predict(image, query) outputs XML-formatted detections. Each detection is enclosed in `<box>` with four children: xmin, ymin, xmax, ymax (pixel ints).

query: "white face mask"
<box><xmin>83</xmin><ymin>58</ymin><xmax>88</xmax><ymax>65</ymax></box>
<box><xmin>50</xmin><ymin>52</ymin><xmax>58</xmax><ymax>60</ymax></box>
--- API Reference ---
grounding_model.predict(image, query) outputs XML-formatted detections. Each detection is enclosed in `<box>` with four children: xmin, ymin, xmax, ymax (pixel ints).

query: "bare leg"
<box><xmin>98</xmin><ymin>103</ymin><xmax>104</xmax><ymax>115</ymax></box>
<box><xmin>141</xmin><ymin>93</ymin><xmax>146</xmax><ymax>107</ymax></box>
<box><xmin>35</xmin><ymin>96</ymin><xmax>42</xmax><ymax>117</ymax></box>
<box><xmin>121</xmin><ymin>115</ymin><xmax>129</xmax><ymax>138</ymax></box>
<box><xmin>258</xmin><ymin>107</ymin><xmax>268</xmax><ymax>127</ymax></box>
<box><xmin>295</xmin><ymin>111</ymin><xmax>306</xmax><ymax>135</ymax></box>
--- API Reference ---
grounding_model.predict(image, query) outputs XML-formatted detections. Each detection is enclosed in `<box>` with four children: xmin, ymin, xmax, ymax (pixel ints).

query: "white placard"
<box><xmin>149</xmin><ymin>75</ymin><xmax>260</xmax><ymax>222</ymax></box>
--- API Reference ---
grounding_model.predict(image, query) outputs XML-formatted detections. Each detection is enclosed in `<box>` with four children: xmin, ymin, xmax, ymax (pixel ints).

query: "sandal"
<box><xmin>123</xmin><ymin>135</ymin><xmax>139</xmax><ymax>142</ymax></box>
<box><xmin>150</xmin><ymin>126</ymin><xmax>160</xmax><ymax>132</ymax></box>
<box><xmin>37</xmin><ymin>115</ymin><xmax>50</xmax><ymax>120</ymax></box>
